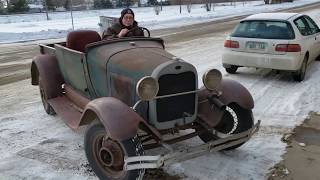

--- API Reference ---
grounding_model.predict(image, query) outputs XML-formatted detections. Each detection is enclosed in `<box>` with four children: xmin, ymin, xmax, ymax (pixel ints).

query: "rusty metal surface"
<box><xmin>197</xmin><ymin>79</ymin><xmax>254</xmax><ymax>128</ymax></box>
<box><xmin>48</xmin><ymin>96</ymin><xmax>82</xmax><ymax>129</ymax></box>
<box><xmin>31</xmin><ymin>55</ymin><xmax>64</xmax><ymax>99</ymax></box>
<box><xmin>80</xmin><ymin>97</ymin><xmax>160</xmax><ymax>141</ymax></box>
<box><xmin>143</xmin><ymin>131</ymin><xmax>199</xmax><ymax>150</ymax></box>
<box><xmin>217</xmin><ymin>79</ymin><xmax>254</xmax><ymax>109</ymax></box>
<box><xmin>109</xmin><ymin>73</ymin><xmax>134</xmax><ymax>106</ymax></box>
<box><xmin>125</xmin><ymin>120</ymin><xmax>260</xmax><ymax>171</ymax></box>
<box><xmin>54</xmin><ymin>44</ymin><xmax>91</xmax><ymax>98</ymax></box>
<box><xmin>39</xmin><ymin>44</ymin><xmax>55</xmax><ymax>55</ymax></box>
<box><xmin>197</xmin><ymin>87</ymin><xmax>224</xmax><ymax>128</ymax></box>
<box><xmin>86</xmin><ymin>38</ymin><xmax>172</xmax><ymax>98</ymax></box>
<box><xmin>64</xmin><ymin>84</ymin><xmax>90</xmax><ymax>110</ymax></box>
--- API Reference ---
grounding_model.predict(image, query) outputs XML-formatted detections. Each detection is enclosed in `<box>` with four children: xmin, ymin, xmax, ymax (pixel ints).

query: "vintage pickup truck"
<box><xmin>31</xmin><ymin>29</ymin><xmax>260</xmax><ymax>180</ymax></box>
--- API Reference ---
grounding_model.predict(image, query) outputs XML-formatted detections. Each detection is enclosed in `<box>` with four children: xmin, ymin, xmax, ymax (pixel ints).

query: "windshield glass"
<box><xmin>231</xmin><ymin>20</ymin><xmax>295</xmax><ymax>39</ymax></box>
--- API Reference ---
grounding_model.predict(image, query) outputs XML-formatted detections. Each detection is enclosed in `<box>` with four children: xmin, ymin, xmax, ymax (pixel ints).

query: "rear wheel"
<box><xmin>197</xmin><ymin>103</ymin><xmax>253</xmax><ymax>150</ymax></box>
<box><xmin>84</xmin><ymin>121</ymin><xmax>145</xmax><ymax>180</ymax></box>
<box><xmin>39</xmin><ymin>79</ymin><xmax>55</xmax><ymax>115</ymax></box>
<box><xmin>292</xmin><ymin>55</ymin><xmax>308</xmax><ymax>82</ymax></box>
<box><xmin>225</xmin><ymin>65</ymin><xmax>238</xmax><ymax>74</ymax></box>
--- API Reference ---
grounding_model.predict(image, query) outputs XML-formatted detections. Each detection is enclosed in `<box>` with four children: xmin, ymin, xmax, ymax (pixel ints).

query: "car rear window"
<box><xmin>231</xmin><ymin>20</ymin><xmax>295</xmax><ymax>39</ymax></box>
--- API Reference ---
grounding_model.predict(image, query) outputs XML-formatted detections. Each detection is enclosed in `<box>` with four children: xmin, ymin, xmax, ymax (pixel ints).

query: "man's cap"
<box><xmin>120</xmin><ymin>8</ymin><xmax>135</xmax><ymax>19</ymax></box>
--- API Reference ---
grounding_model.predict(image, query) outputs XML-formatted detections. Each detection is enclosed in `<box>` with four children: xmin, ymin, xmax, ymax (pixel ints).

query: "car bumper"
<box><xmin>222</xmin><ymin>50</ymin><xmax>303</xmax><ymax>71</ymax></box>
<box><xmin>124</xmin><ymin>120</ymin><xmax>260</xmax><ymax>170</ymax></box>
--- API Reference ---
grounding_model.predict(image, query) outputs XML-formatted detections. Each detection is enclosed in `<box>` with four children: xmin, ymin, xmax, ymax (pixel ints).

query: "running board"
<box><xmin>124</xmin><ymin>120</ymin><xmax>260</xmax><ymax>170</ymax></box>
<box><xmin>48</xmin><ymin>96</ymin><xmax>82</xmax><ymax>129</ymax></box>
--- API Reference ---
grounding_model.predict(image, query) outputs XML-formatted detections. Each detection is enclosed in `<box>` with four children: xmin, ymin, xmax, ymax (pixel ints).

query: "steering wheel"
<box><xmin>125</xmin><ymin>27</ymin><xmax>150</xmax><ymax>37</ymax></box>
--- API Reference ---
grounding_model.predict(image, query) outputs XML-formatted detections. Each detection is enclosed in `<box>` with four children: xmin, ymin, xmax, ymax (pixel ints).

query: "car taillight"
<box><xmin>224</xmin><ymin>40</ymin><xmax>239</xmax><ymax>48</ymax></box>
<box><xmin>275</xmin><ymin>44</ymin><xmax>301</xmax><ymax>52</ymax></box>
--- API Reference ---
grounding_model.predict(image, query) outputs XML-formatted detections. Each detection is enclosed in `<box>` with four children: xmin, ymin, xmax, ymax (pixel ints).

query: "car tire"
<box><xmin>225</xmin><ymin>65</ymin><xmax>238</xmax><ymax>74</ymax></box>
<box><xmin>39</xmin><ymin>79</ymin><xmax>56</xmax><ymax>115</ymax></box>
<box><xmin>84</xmin><ymin>121</ymin><xmax>145</xmax><ymax>180</ymax></box>
<box><xmin>292</xmin><ymin>55</ymin><xmax>308</xmax><ymax>82</ymax></box>
<box><xmin>197</xmin><ymin>103</ymin><xmax>253</xmax><ymax>150</ymax></box>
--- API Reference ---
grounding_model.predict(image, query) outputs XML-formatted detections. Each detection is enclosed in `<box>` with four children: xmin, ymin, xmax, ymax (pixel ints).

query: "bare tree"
<box><xmin>187</xmin><ymin>0</ymin><xmax>192</xmax><ymax>13</ymax></box>
<box><xmin>205</xmin><ymin>0</ymin><xmax>212</xmax><ymax>11</ymax></box>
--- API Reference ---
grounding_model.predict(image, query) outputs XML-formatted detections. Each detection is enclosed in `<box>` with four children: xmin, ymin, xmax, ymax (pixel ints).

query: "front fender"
<box><xmin>31</xmin><ymin>55</ymin><xmax>64</xmax><ymax>98</ymax></box>
<box><xmin>218</xmin><ymin>79</ymin><xmax>254</xmax><ymax>109</ymax></box>
<box><xmin>80</xmin><ymin>97</ymin><xmax>161</xmax><ymax>141</ymax></box>
<box><xmin>197</xmin><ymin>79</ymin><xmax>254</xmax><ymax>127</ymax></box>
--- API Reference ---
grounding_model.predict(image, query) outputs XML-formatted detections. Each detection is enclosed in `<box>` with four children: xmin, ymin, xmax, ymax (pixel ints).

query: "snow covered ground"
<box><xmin>0</xmin><ymin>0</ymin><xmax>320</xmax><ymax>43</ymax></box>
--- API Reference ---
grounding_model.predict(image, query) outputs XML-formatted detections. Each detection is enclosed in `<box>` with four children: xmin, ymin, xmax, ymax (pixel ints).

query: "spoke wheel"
<box><xmin>85</xmin><ymin>122</ymin><xmax>144</xmax><ymax>180</ymax></box>
<box><xmin>197</xmin><ymin>103</ymin><xmax>253</xmax><ymax>150</ymax></box>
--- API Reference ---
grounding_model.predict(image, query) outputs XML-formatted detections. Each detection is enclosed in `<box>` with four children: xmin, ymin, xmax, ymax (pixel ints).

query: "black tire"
<box><xmin>84</xmin><ymin>122</ymin><xmax>145</xmax><ymax>180</ymax></box>
<box><xmin>198</xmin><ymin>103</ymin><xmax>253</xmax><ymax>150</ymax></box>
<box><xmin>292</xmin><ymin>55</ymin><xmax>308</xmax><ymax>82</ymax></box>
<box><xmin>39</xmin><ymin>79</ymin><xmax>56</xmax><ymax>115</ymax></box>
<box><xmin>225</xmin><ymin>65</ymin><xmax>238</xmax><ymax>74</ymax></box>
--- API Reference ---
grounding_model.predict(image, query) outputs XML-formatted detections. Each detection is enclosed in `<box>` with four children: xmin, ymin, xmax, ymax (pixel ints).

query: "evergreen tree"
<box><xmin>94</xmin><ymin>0</ymin><xmax>113</xmax><ymax>9</ymax></box>
<box><xmin>43</xmin><ymin>0</ymin><xmax>55</xmax><ymax>10</ymax></box>
<box><xmin>102</xmin><ymin>0</ymin><xmax>112</xmax><ymax>8</ymax></box>
<box><xmin>8</xmin><ymin>0</ymin><xmax>29</xmax><ymax>13</ymax></box>
<box><xmin>64</xmin><ymin>0</ymin><xmax>70</xmax><ymax>10</ymax></box>
<box><xmin>0</xmin><ymin>1</ymin><xmax>5</xmax><ymax>14</ymax></box>
<box><xmin>116</xmin><ymin>0</ymin><xmax>134</xmax><ymax>8</ymax></box>
<box><xmin>148</xmin><ymin>0</ymin><xmax>158</xmax><ymax>6</ymax></box>
<box><xmin>93</xmin><ymin>0</ymin><xmax>102</xmax><ymax>8</ymax></box>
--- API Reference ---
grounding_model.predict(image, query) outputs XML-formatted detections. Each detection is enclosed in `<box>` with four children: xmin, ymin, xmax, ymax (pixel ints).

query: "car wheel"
<box><xmin>197</xmin><ymin>103</ymin><xmax>253</xmax><ymax>150</ymax></box>
<box><xmin>39</xmin><ymin>79</ymin><xmax>56</xmax><ymax>115</ymax></box>
<box><xmin>225</xmin><ymin>65</ymin><xmax>238</xmax><ymax>74</ymax></box>
<box><xmin>84</xmin><ymin>121</ymin><xmax>145</xmax><ymax>180</ymax></box>
<box><xmin>292</xmin><ymin>55</ymin><xmax>308</xmax><ymax>82</ymax></box>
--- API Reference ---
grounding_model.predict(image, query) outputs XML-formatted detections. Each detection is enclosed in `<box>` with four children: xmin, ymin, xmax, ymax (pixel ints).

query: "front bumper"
<box><xmin>124</xmin><ymin>120</ymin><xmax>260</xmax><ymax>170</ymax></box>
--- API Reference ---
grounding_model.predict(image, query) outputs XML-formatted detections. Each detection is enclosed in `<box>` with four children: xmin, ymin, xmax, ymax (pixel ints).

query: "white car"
<box><xmin>222</xmin><ymin>13</ymin><xmax>320</xmax><ymax>81</ymax></box>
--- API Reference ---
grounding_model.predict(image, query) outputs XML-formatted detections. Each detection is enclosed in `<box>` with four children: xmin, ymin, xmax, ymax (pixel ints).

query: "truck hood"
<box><xmin>86</xmin><ymin>38</ymin><xmax>175</xmax><ymax>103</ymax></box>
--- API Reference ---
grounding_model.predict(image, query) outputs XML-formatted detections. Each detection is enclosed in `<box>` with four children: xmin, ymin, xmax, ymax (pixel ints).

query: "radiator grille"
<box><xmin>156</xmin><ymin>72</ymin><xmax>196</xmax><ymax>122</ymax></box>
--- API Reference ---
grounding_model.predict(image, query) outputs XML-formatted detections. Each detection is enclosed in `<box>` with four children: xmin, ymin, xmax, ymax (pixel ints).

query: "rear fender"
<box><xmin>31</xmin><ymin>55</ymin><xmax>64</xmax><ymax>98</ymax></box>
<box><xmin>197</xmin><ymin>79</ymin><xmax>254</xmax><ymax>127</ymax></box>
<box><xmin>80</xmin><ymin>97</ymin><xmax>161</xmax><ymax>141</ymax></box>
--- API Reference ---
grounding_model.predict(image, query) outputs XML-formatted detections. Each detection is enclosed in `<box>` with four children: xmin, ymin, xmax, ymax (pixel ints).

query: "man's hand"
<box><xmin>118</xmin><ymin>28</ymin><xmax>129</xmax><ymax>37</ymax></box>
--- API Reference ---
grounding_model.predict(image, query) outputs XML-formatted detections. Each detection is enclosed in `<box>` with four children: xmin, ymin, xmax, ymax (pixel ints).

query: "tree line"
<box><xmin>0</xmin><ymin>0</ymin><xmax>159</xmax><ymax>14</ymax></box>
<box><xmin>0</xmin><ymin>0</ymin><xmax>293</xmax><ymax>14</ymax></box>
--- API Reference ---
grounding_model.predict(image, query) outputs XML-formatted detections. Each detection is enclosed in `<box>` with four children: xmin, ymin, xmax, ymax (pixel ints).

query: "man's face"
<box><xmin>122</xmin><ymin>14</ymin><xmax>134</xmax><ymax>27</ymax></box>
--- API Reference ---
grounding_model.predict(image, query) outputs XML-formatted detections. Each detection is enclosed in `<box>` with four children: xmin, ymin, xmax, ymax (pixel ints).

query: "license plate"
<box><xmin>247</xmin><ymin>42</ymin><xmax>266</xmax><ymax>50</ymax></box>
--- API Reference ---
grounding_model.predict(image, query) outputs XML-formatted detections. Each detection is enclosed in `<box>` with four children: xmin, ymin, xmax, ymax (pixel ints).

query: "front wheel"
<box><xmin>84</xmin><ymin>121</ymin><xmax>145</xmax><ymax>180</ymax></box>
<box><xmin>225</xmin><ymin>65</ymin><xmax>238</xmax><ymax>74</ymax></box>
<box><xmin>197</xmin><ymin>103</ymin><xmax>253</xmax><ymax>150</ymax></box>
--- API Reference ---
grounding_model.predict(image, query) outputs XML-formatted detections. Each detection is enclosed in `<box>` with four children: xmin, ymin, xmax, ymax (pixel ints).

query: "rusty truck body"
<box><xmin>31</xmin><ymin>30</ymin><xmax>259</xmax><ymax>180</ymax></box>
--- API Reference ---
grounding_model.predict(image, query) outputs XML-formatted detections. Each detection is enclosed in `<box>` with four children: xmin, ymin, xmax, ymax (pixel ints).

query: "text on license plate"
<box><xmin>247</xmin><ymin>42</ymin><xmax>266</xmax><ymax>50</ymax></box>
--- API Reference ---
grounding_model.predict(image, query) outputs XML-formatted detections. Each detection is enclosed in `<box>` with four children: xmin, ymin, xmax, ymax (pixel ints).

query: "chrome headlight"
<box><xmin>136</xmin><ymin>76</ymin><xmax>159</xmax><ymax>101</ymax></box>
<box><xmin>202</xmin><ymin>69</ymin><xmax>222</xmax><ymax>90</ymax></box>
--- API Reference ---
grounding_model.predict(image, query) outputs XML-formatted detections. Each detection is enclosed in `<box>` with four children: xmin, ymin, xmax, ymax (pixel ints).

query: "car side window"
<box><xmin>304</xmin><ymin>15</ymin><xmax>320</xmax><ymax>34</ymax></box>
<box><xmin>294</xmin><ymin>17</ymin><xmax>310</xmax><ymax>36</ymax></box>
